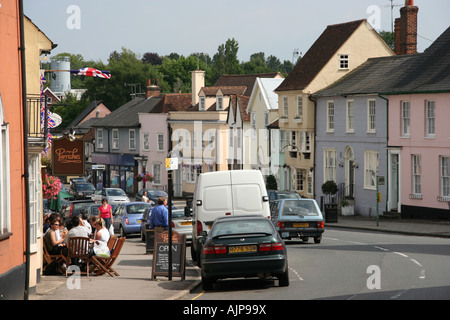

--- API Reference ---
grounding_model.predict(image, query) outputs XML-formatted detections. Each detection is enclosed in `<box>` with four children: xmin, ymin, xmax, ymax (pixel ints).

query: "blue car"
<box><xmin>112</xmin><ymin>202</ymin><xmax>153</xmax><ymax>237</ymax></box>
<box><xmin>269</xmin><ymin>198</ymin><xmax>324</xmax><ymax>243</ymax></box>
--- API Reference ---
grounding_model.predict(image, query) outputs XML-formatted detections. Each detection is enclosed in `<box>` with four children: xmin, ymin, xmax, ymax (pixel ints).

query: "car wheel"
<box><xmin>278</xmin><ymin>269</ymin><xmax>290</xmax><ymax>287</ymax></box>
<box><xmin>141</xmin><ymin>229</ymin><xmax>145</xmax><ymax>242</ymax></box>
<box><xmin>201</xmin><ymin>276</ymin><xmax>214</xmax><ymax>291</ymax></box>
<box><xmin>314</xmin><ymin>236</ymin><xmax>321</xmax><ymax>244</ymax></box>
<box><xmin>190</xmin><ymin>244</ymin><xmax>197</xmax><ymax>262</ymax></box>
<box><xmin>120</xmin><ymin>226</ymin><xmax>126</xmax><ymax>238</ymax></box>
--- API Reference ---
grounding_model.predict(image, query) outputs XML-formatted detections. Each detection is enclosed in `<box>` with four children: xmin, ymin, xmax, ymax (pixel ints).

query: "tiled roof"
<box><xmin>214</xmin><ymin>72</ymin><xmax>283</xmax><ymax>96</ymax></box>
<box><xmin>227</xmin><ymin>95</ymin><xmax>250</xmax><ymax>123</ymax></box>
<box><xmin>276</xmin><ymin>20</ymin><xmax>366</xmax><ymax>92</ymax></box>
<box><xmin>149</xmin><ymin>93</ymin><xmax>192</xmax><ymax>113</ymax></box>
<box><xmin>201</xmin><ymin>86</ymin><xmax>247</xmax><ymax>96</ymax></box>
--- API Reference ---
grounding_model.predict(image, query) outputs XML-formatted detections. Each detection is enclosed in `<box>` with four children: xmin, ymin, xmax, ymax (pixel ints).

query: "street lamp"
<box><xmin>142</xmin><ymin>156</ymin><xmax>147</xmax><ymax>188</ymax></box>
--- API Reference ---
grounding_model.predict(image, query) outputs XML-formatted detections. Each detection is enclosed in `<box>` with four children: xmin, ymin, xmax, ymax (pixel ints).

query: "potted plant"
<box><xmin>143</xmin><ymin>172</ymin><xmax>154</xmax><ymax>183</ymax></box>
<box><xmin>42</xmin><ymin>174</ymin><xmax>62</xmax><ymax>200</ymax></box>
<box><xmin>340</xmin><ymin>198</ymin><xmax>354</xmax><ymax>216</ymax></box>
<box><xmin>321</xmin><ymin>180</ymin><xmax>338</xmax><ymax>222</ymax></box>
<box><xmin>135</xmin><ymin>174</ymin><xmax>143</xmax><ymax>182</ymax></box>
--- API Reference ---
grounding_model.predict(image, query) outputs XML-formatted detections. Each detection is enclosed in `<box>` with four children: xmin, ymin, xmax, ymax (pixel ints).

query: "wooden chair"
<box><xmin>43</xmin><ymin>244</ymin><xmax>68</xmax><ymax>273</ymax></box>
<box><xmin>107</xmin><ymin>235</ymin><xmax>118</xmax><ymax>251</ymax></box>
<box><xmin>66</xmin><ymin>237</ymin><xmax>92</xmax><ymax>277</ymax></box>
<box><xmin>92</xmin><ymin>237</ymin><xmax>126</xmax><ymax>277</ymax></box>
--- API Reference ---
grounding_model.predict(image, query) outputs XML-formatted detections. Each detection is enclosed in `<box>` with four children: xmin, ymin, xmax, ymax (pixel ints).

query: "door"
<box><xmin>389</xmin><ymin>152</ymin><xmax>400</xmax><ymax>211</ymax></box>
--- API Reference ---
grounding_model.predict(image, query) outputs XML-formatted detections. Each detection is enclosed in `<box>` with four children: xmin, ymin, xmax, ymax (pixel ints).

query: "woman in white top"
<box><xmin>92</xmin><ymin>217</ymin><xmax>110</xmax><ymax>243</ymax></box>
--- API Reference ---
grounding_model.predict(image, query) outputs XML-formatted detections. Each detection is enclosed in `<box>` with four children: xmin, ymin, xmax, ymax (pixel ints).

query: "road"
<box><xmin>186</xmin><ymin>228</ymin><xmax>450</xmax><ymax>300</ymax></box>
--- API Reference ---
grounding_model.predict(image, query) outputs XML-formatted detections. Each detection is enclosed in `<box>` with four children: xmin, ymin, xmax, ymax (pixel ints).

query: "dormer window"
<box><xmin>339</xmin><ymin>54</ymin><xmax>349</xmax><ymax>69</ymax></box>
<box><xmin>217</xmin><ymin>95</ymin><xmax>223</xmax><ymax>110</ymax></box>
<box><xmin>199</xmin><ymin>96</ymin><xmax>205</xmax><ymax>111</ymax></box>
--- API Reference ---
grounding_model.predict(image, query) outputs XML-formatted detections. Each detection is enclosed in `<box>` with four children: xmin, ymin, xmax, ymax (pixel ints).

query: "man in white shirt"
<box><xmin>65</xmin><ymin>216</ymin><xmax>90</xmax><ymax>244</ymax></box>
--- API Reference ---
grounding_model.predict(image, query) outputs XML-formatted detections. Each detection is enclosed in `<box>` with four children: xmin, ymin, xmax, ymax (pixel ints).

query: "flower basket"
<box><xmin>143</xmin><ymin>172</ymin><xmax>153</xmax><ymax>183</ymax></box>
<box><xmin>42</xmin><ymin>174</ymin><xmax>62</xmax><ymax>200</ymax></box>
<box><xmin>135</xmin><ymin>174</ymin><xmax>143</xmax><ymax>182</ymax></box>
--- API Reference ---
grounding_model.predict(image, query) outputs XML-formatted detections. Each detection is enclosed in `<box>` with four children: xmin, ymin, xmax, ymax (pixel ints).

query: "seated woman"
<box><xmin>43</xmin><ymin>217</ymin><xmax>68</xmax><ymax>256</ymax></box>
<box><xmin>92</xmin><ymin>217</ymin><xmax>110</xmax><ymax>244</ymax></box>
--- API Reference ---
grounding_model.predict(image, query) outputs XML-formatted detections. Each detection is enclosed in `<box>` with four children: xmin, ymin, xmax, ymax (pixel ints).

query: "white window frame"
<box><xmin>425</xmin><ymin>100</ymin><xmax>435</xmax><ymax>137</ymax></box>
<box><xmin>401</xmin><ymin>101</ymin><xmax>410</xmax><ymax>137</ymax></box>
<box><xmin>217</xmin><ymin>95</ymin><xmax>223</xmax><ymax>110</ymax></box>
<box><xmin>296</xmin><ymin>169</ymin><xmax>304</xmax><ymax>192</ymax></box>
<box><xmin>412</xmin><ymin>154</ymin><xmax>422</xmax><ymax>195</ymax></box>
<box><xmin>143</xmin><ymin>132</ymin><xmax>149</xmax><ymax>151</ymax></box>
<box><xmin>29</xmin><ymin>155</ymin><xmax>41</xmax><ymax>250</ymax></box>
<box><xmin>152</xmin><ymin>162</ymin><xmax>161</xmax><ymax>185</ymax></box>
<box><xmin>112</xmin><ymin>129</ymin><xmax>119</xmax><ymax>149</ymax></box>
<box><xmin>324</xmin><ymin>148</ymin><xmax>337</xmax><ymax>183</ymax></box>
<box><xmin>0</xmin><ymin>99</ymin><xmax>11</xmax><ymax>238</ymax></box>
<box><xmin>339</xmin><ymin>54</ymin><xmax>349</xmax><ymax>69</ymax></box>
<box><xmin>97</xmin><ymin>128</ymin><xmax>104</xmax><ymax>149</ymax></box>
<box><xmin>327</xmin><ymin>101</ymin><xmax>335</xmax><ymax>132</ymax></box>
<box><xmin>296</xmin><ymin>95</ymin><xmax>303</xmax><ymax>120</ymax></box>
<box><xmin>441</xmin><ymin>156</ymin><xmax>450</xmax><ymax>198</ymax></box>
<box><xmin>346</xmin><ymin>100</ymin><xmax>354</xmax><ymax>133</ymax></box>
<box><xmin>157</xmin><ymin>133</ymin><xmax>164</xmax><ymax>152</ymax></box>
<box><xmin>364</xmin><ymin>150</ymin><xmax>379</xmax><ymax>190</ymax></box>
<box><xmin>367</xmin><ymin>99</ymin><xmax>376</xmax><ymax>133</ymax></box>
<box><xmin>199</xmin><ymin>96</ymin><xmax>205</xmax><ymax>111</ymax></box>
<box><xmin>129</xmin><ymin>129</ymin><xmax>136</xmax><ymax>150</ymax></box>
<box><xmin>283</xmin><ymin>96</ymin><xmax>288</xmax><ymax>117</ymax></box>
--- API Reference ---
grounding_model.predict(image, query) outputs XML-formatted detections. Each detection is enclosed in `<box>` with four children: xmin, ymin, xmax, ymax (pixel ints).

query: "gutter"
<box><xmin>19</xmin><ymin>0</ymin><xmax>31</xmax><ymax>300</ymax></box>
<box><xmin>378</xmin><ymin>93</ymin><xmax>389</xmax><ymax>214</ymax></box>
<box><xmin>308</xmin><ymin>94</ymin><xmax>317</xmax><ymax>199</ymax></box>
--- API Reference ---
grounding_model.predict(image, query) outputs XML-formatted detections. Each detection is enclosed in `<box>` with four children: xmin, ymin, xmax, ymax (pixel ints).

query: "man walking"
<box><xmin>150</xmin><ymin>196</ymin><xmax>168</xmax><ymax>233</ymax></box>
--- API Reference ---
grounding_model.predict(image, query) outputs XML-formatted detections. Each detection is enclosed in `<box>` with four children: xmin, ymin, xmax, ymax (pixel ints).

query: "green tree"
<box><xmin>210</xmin><ymin>38</ymin><xmax>241</xmax><ymax>83</ymax></box>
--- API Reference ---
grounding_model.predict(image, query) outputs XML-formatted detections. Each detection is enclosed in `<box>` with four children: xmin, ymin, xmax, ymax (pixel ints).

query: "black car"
<box><xmin>60</xmin><ymin>199</ymin><xmax>95</xmax><ymax>224</ymax></box>
<box><xmin>135</xmin><ymin>189</ymin><xmax>168</xmax><ymax>203</ymax></box>
<box><xmin>69</xmin><ymin>182</ymin><xmax>96</xmax><ymax>200</ymax></box>
<box><xmin>267</xmin><ymin>190</ymin><xmax>302</xmax><ymax>202</ymax></box>
<box><xmin>200</xmin><ymin>215</ymin><xmax>289</xmax><ymax>290</ymax></box>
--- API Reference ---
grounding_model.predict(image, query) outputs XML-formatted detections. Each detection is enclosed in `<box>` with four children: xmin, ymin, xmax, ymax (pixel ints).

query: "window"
<box><xmin>327</xmin><ymin>101</ymin><xmax>334</xmax><ymax>132</ymax></box>
<box><xmin>199</xmin><ymin>96</ymin><xmax>205</xmax><ymax>111</ymax></box>
<box><xmin>412</xmin><ymin>155</ymin><xmax>422</xmax><ymax>195</ymax></box>
<box><xmin>217</xmin><ymin>95</ymin><xmax>223</xmax><ymax>110</ymax></box>
<box><xmin>279</xmin><ymin>130</ymin><xmax>286</xmax><ymax>152</ymax></box>
<box><xmin>152</xmin><ymin>163</ymin><xmax>161</xmax><ymax>184</ymax></box>
<box><xmin>112</xmin><ymin>129</ymin><xmax>119</xmax><ymax>149</ymax></box>
<box><xmin>283</xmin><ymin>96</ymin><xmax>288</xmax><ymax>117</ymax></box>
<box><xmin>441</xmin><ymin>156</ymin><xmax>450</xmax><ymax>198</ymax></box>
<box><xmin>157</xmin><ymin>133</ymin><xmax>164</xmax><ymax>151</ymax></box>
<box><xmin>367</xmin><ymin>99</ymin><xmax>376</xmax><ymax>133</ymax></box>
<box><xmin>97</xmin><ymin>128</ymin><xmax>104</xmax><ymax>149</ymax></box>
<box><xmin>143</xmin><ymin>132</ymin><xmax>149</xmax><ymax>151</ymax></box>
<box><xmin>291</xmin><ymin>131</ymin><xmax>296</xmax><ymax>148</ymax></box>
<box><xmin>401</xmin><ymin>101</ymin><xmax>410</xmax><ymax>137</ymax></box>
<box><xmin>364</xmin><ymin>151</ymin><xmax>379</xmax><ymax>189</ymax></box>
<box><xmin>426</xmin><ymin>100</ymin><xmax>435</xmax><ymax>137</ymax></box>
<box><xmin>339</xmin><ymin>54</ymin><xmax>349</xmax><ymax>69</ymax></box>
<box><xmin>346</xmin><ymin>100</ymin><xmax>354</xmax><ymax>133</ymax></box>
<box><xmin>297</xmin><ymin>95</ymin><xmax>303</xmax><ymax>119</ymax></box>
<box><xmin>185</xmin><ymin>165</ymin><xmax>202</xmax><ymax>183</ymax></box>
<box><xmin>324</xmin><ymin>149</ymin><xmax>337</xmax><ymax>182</ymax></box>
<box><xmin>296</xmin><ymin>170</ymin><xmax>304</xmax><ymax>192</ymax></box>
<box><xmin>0</xmin><ymin>99</ymin><xmax>11</xmax><ymax>238</ymax></box>
<box><xmin>129</xmin><ymin>129</ymin><xmax>136</xmax><ymax>150</ymax></box>
<box><xmin>29</xmin><ymin>156</ymin><xmax>41</xmax><ymax>248</ymax></box>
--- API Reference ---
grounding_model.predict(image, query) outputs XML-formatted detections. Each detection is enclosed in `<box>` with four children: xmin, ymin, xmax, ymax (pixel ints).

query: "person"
<box><xmin>43</xmin><ymin>217</ymin><xmax>67</xmax><ymax>255</ymax></box>
<box><xmin>142</xmin><ymin>191</ymin><xmax>150</xmax><ymax>203</ymax></box>
<box><xmin>98</xmin><ymin>198</ymin><xmax>113</xmax><ymax>230</ymax></box>
<box><xmin>64</xmin><ymin>216</ymin><xmax>90</xmax><ymax>245</ymax></box>
<box><xmin>92</xmin><ymin>217</ymin><xmax>110</xmax><ymax>244</ymax></box>
<box><xmin>81</xmin><ymin>211</ymin><xmax>92</xmax><ymax>235</ymax></box>
<box><xmin>150</xmin><ymin>196</ymin><xmax>168</xmax><ymax>233</ymax></box>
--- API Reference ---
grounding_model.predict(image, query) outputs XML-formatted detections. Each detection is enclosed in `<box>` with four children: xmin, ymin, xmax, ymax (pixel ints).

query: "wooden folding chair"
<box><xmin>43</xmin><ymin>244</ymin><xmax>68</xmax><ymax>273</ymax></box>
<box><xmin>92</xmin><ymin>237</ymin><xmax>126</xmax><ymax>277</ymax></box>
<box><xmin>66</xmin><ymin>237</ymin><xmax>92</xmax><ymax>277</ymax></box>
<box><xmin>107</xmin><ymin>235</ymin><xmax>118</xmax><ymax>251</ymax></box>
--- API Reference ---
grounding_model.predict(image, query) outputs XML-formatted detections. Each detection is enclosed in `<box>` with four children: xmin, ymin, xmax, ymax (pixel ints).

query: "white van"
<box><xmin>191</xmin><ymin>170</ymin><xmax>270</xmax><ymax>262</ymax></box>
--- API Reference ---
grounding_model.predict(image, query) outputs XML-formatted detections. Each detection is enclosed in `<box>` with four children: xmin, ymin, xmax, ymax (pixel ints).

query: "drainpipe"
<box><xmin>19</xmin><ymin>0</ymin><xmax>31</xmax><ymax>300</ymax></box>
<box><xmin>308</xmin><ymin>94</ymin><xmax>317</xmax><ymax>199</ymax></box>
<box><xmin>378</xmin><ymin>93</ymin><xmax>389</xmax><ymax>214</ymax></box>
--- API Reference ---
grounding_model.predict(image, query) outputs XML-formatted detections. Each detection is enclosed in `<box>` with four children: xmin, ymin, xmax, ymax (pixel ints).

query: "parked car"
<box><xmin>140</xmin><ymin>208</ymin><xmax>192</xmax><ymax>241</ymax></box>
<box><xmin>81</xmin><ymin>203</ymin><xmax>119</xmax><ymax>217</ymax></box>
<box><xmin>200</xmin><ymin>215</ymin><xmax>289</xmax><ymax>290</ymax></box>
<box><xmin>267</xmin><ymin>190</ymin><xmax>302</xmax><ymax>202</ymax></box>
<box><xmin>92</xmin><ymin>188</ymin><xmax>130</xmax><ymax>205</ymax></box>
<box><xmin>69</xmin><ymin>177</ymin><xmax>86</xmax><ymax>185</ymax></box>
<box><xmin>69</xmin><ymin>182</ymin><xmax>96</xmax><ymax>200</ymax></box>
<box><xmin>270</xmin><ymin>198</ymin><xmax>324</xmax><ymax>243</ymax></box>
<box><xmin>60</xmin><ymin>199</ymin><xmax>95</xmax><ymax>224</ymax></box>
<box><xmin>113</xmin><ymin>202</ymin><xmax>153</xmax><ymax>237</ymax></box>
<box><xmin>135</xmin><ymin>188</ymin><xmax>168</xmax><ymax>204</ymax></box>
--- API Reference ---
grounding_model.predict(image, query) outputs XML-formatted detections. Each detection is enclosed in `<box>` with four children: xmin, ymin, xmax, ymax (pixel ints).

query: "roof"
<box><xmin>276</xmin><ymin>20</ymin><xmax>367</xmax><ymax>92</ymax></box>
<box><xmin>93</xmin><ymin>97</ymin><xmax>161</xmax><ymax>127</ymax></box>
<box><xmin>214</xmin><ymin>72</ymin><xmax>283</xmax><ymax>96</ymax></box>
<box><xmin>68</xmin><ymin>100</ymin><xmax>110</xmax><ymax>128</ymax></box>
<box><xmin>227</xmin><ymin>95</ymin><xmax>250</xmax><ymax>123</ymax></box>
<box><xmin>201</xmin><ymin>86</ymin><xmax>247</xmax><ymax>96</ymax></box>
<box><xmin>149</xmin><ymin>93</ymin><xmax>192</xmax><ymax>113</ymax></box>
<box><xmin>257</xmin><ymin>78</ymin><xmax>284</xmax><ymax>110</ymax></box>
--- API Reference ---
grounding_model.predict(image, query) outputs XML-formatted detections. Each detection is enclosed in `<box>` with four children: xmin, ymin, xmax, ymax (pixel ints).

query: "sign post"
<box><xmin>165</xmin><ymin>157</ymin><xmax>178</xmax><ymax>280</ymax></box>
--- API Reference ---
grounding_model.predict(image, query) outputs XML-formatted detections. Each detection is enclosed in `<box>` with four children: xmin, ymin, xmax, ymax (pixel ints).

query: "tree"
<box><xmin>142</xmin><ymin>52</ymin><xmax>163</xmax><ymax>65</ymax></box>
<box><xmin>210</xmin><ymin>38</ymin><xmax>241</xmax><ymax>83</ymax></box>
<box><xmin>379</xmin><ymin>31</ymin><xmax>395</xmax><ymax>50</ymax></box>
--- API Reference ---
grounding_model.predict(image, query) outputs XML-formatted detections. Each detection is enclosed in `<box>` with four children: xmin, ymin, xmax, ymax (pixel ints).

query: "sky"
<box><xmin>23</xmin><ymin>0</ymin><xmax>450</xmax><ymax>64</ymax></box>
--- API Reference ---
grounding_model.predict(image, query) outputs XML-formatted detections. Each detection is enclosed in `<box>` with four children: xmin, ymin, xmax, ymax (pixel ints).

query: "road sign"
<box><xmin>165</xmin><ymin>157</ymin><xmax>178</xmax><ymax>170</ymax></box>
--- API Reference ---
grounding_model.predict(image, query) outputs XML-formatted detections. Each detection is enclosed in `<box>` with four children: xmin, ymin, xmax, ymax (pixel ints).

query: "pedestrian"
<box><xmin>98</xmin><ymin>197</ymin><xmax>113</xmax><ymax>231</ymax></box>
<box><xmin>150</xmin><ymin>196</ymin><xmax>168</xmax><ymax>233</ymax></box>
<box><xmin>142</xmin><ymin>190</ymin><xmax>150</xmax><ymax>203</ymax></box>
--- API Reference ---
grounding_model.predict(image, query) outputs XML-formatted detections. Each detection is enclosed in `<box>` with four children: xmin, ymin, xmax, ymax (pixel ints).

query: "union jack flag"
<box><xmin>70</xmin><ymin>67</ymin><xmax>111</xmax><ymax>79</ymax></box>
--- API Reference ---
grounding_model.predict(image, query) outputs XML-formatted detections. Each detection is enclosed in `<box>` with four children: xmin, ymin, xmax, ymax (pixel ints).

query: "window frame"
<box><xmin>112</xmin><ymin>129</ymin><xmax>119</xmax><ymax>149</ymax></box>
<box><xmin>364</xmin><ymin>150</ymin><xmax>379</xmax><ymax>190</ymax></box>
<box><xmin>129</xmin><ymin>129</ymin><xmax>136</xmax><ymax>150</ymax></box>
<box><xmin>401</xmin><ymin>101</ymin><xmax>410</xmax><ymax>137</ymax></box>
<box><xmin>339</xmin><ymin>54</ymin><xmax>349</xmax><ymax>69</ymax></box>
<box><xmin>367</xmin><ymin>99</ymin><xmax>376</xmax><ymax>133</ymax></box>
<box><xmin>346</xmin><ymin>100</ymin><xmax>354</xmax><ymax>133</ymax></box>
<box><xmin>425</xmin><ymin>100</ymin><xmax>435</xmax><ymax>137</ymax></box>
<box><xmin>327</xmin><ymin>101</ymin><xmax>335</xmax><ymax>132</ymax></box>
<box><xmin>412</xmin><ymin>154</ymin><xmax>422</xmax><ymax>195</ymax></box>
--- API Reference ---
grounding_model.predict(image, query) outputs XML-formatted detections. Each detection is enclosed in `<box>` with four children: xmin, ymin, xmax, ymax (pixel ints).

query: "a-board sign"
<box><xmin>151</xmin><ymin>230</ymin><xmax>186</xmax><ymax>280</ymax></box>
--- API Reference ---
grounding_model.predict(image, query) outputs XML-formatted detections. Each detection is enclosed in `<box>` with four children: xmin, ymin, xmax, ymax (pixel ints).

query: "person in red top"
<box><xmin>98</xmin><ymin>197</ymin><xmax>113</xmax><ymax>231</ymax></box>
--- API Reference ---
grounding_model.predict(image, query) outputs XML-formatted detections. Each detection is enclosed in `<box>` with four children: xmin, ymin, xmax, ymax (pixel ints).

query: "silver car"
<box><xmin>92</xmin><ymin>188</ymin><xmax>130</xmax><ymax>205</ymax></box>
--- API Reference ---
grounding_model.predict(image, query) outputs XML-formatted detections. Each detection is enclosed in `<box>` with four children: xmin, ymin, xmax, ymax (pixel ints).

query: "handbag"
<box><xmin>93</xmin><ymin>241</ymin><xmax>110</xmax><ymax>258</ymax></box>
<box><xmin>109</xmin><ymin>224</ymin><xmax>114</xmax><ymax>236</ymax></box>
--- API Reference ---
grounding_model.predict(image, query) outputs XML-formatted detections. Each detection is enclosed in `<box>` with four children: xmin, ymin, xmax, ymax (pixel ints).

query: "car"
<box><xmin>200</xmin><ymin>215</ymin><xmax>289</xmax><ymax>290</ymax></box>
<box><xmin>135</xmin><ymin>189</ymin><xmax>168</xmax><ymax>204</ymax></box>
<box><xmin>69</xmin><ymin>177</ymin><xmax>87</xmax><ymax>185</ymax></box>
<box><xmin>92</xmin><ymin>188</ymin><xmax>130</xmax><ymax>205</ymax></box>
<box><xmin>140</xmin><ymin>208</ymin><xmax>192</xmax><ymax>241</ymax></box>
<box><xmin>113</xmin><ymin>202</ymin><xmax>153</xmax><ymax>237</ymax></box>
<box><xmin>269</xmin><ymin>198</ymin><xmax>324</xmax><ymax>243</ymax></box>
<box><xmin>267</xmin><ymin>190</ymin><xmax>302</xmax><ymax>202</ymax></box>
<box><xmin>69</xmin><ymin>182</ymin><xmax>96</xmax><ymax>200</ymax></box>
<box><xmin>81</xmin><ymin>203</ymin><xmax>119</xmax><ymax>217</ymax></box>
<box><xmin>60</xmin><ymin>199</ymin><xmax>95</xmax><ymax>225</ymax></box>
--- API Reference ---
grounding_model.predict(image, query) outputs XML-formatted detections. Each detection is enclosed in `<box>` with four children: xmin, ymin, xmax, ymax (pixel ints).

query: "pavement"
<box><xmin>29</xmin><ymin>210</ymin><xmax>450</xmax><ymax>301</ymax></box>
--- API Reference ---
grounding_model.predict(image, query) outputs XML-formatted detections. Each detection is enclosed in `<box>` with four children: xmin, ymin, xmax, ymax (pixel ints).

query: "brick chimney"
<box><xmin>394</xmin><ymin>0</ymin><xmax>419</xmax><ymax>55</ymax></box>
<box><xmin>191</xmin><ymin>70</ymin><xmax>205</xmax><ymax>106</ymax></box>
<box><xmin>146</xmin><ymin>78</ymin><xmax>160</xmax><ymax>98</ymax></box>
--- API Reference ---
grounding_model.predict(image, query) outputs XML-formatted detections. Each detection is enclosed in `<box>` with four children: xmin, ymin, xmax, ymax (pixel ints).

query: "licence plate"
<box><xmin>293</xmin><ymin>223</ymin><xmax>309</xmax><ymax>227</ymax></box>
<box><xmin>137</xmin><ymin>220</ymin><xmax>141</xmax><ymax>224</ymax></box>
<box><xmin>180</xmin><ymin>221</ymin><xmax>192</xmax><ymax>226</ymax></box>
<box><xmin>229</xmin><ymin>245</ymin><xmax>257</xmax><ymax>253</ymax></box>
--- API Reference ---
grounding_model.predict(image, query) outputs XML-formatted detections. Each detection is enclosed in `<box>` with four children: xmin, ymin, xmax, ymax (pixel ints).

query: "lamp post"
<box><xmin>142</xmin><ymin>156</ymin><xmax>147</xmax><ymax>189</ymax></box>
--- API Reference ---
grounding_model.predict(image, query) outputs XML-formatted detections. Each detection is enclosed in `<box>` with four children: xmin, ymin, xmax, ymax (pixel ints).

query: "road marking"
<box><xmin>191</xmin><ymin>290</ymin><xmax>205</xmax><ymax>300</ymax></box>
<box><xmin>393</xmin><ymin>252</ymin><xmax>409</xmax><ymax>258</ymax></box>
<box><xmin>289</xmin><ymin>267</ymin><xmax>304</xmax><ymax>281</ymax></box>
<box><xmin>373</xmin><ymin>246</ymin><xmax>389</xmax><ymax>251</ymax></box>
<box><xmin>390</xmin><ymin>289</ymin><xmax>409</xmax><ymax>299</ymax></box>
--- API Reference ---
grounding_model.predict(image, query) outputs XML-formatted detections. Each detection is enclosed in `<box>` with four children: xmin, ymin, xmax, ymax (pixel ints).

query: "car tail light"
<box><xmin>124</xmin><ymin>218</ymin><xmax>129</xmax><ymax>225</ymax></box>
<box><xmin>69</xmin><ymin>205</ymin><xmax>73</xmax><ymax>217</ymax></box>
<box><xmin>277</xmin><ymin>221</ymin><xmax>285</xmax><ymax>229</ymax></box>
<box><xmin>203</xmin><ymin>245</ymin><xmax>226</xmax><ymax>255</ymax></box>
<box><xmin>259</xmin><ymin>242</ymin><xmax>284</xmax><ymax>252</ymax></box>
<box><xmin>317</xmin><ymin>221</ymin><xmax>324</xmax><ymax>229</ymax></box>
<box><xmin>196</xmin><ymin>220</ymin><xmax>203</xmax><ymax>235</ymax></box>
<box><xmin>172</xmin><ymin>221</ymin><xmax>175</xmax><ymax>228</ymax></box>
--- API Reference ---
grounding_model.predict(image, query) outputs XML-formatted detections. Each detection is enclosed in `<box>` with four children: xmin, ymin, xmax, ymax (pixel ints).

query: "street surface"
<box><xmin>187</xmin><ymin>228</ymin><xmax>450</xmax><ymax>300</ymax></box>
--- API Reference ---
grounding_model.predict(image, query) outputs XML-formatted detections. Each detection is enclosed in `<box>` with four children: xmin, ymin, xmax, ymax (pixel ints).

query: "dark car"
<box><xmin>113</xmin><ymin>202</ymin><xmax>153</xmax><ymax>237</ymax></box>
<box><xmin>267</xmin><ymin>190</ymin><xmax>302</xmax><ymax>202</ymax></box>
<box><xmin>60</xmin><ymin>199</ymin><xmax>95</xmax><ymax>224</ymax></box>
<box><xmin>69</xmin><ymin>182</ymin><xmax>96</xmax><ymax>200</ymax></box>
<box><xmin>135</xmin><ymin>189</ymin><xmax>168</xmax><ymax>204</ymax></box>
<box><xmin>270</xmin><ymin>198</ymin><xmax>324</xmax><ymax>243</ymax></box>
<box><xmin>200</xmin><ymin>215</ymin><xmax>289</xmax><ymax>290</ymax></box>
